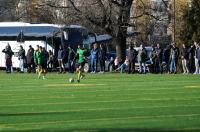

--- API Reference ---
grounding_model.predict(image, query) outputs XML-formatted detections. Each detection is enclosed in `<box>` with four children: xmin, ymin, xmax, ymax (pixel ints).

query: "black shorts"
<box><xmin>77</xmin><ymin>61</ymin><xmax>85</xmax><ymax>70</ymax></box>
<box><xmin>41</xmin><ymin>63</ymin><xmax>47</xmax><ymax>69</ymax></box>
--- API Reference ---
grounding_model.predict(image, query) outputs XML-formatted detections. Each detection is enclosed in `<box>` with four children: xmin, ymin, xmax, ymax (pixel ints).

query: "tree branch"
<box><xmin>111</xmin><ymin>0</ymin><xmax>122</xmax><ymax>7</ymax></box>
<box><xmin>161</xmin><ymin>0</ymin><xmax>168</xmax><ymax>8</ymax></box>
<box><xmin>130</xmin><ymin>0</ymin><xmax>146</xmax><ymax>19</ymax></box>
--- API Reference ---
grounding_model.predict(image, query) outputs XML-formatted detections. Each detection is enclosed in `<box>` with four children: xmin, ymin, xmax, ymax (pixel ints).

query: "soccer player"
<box><xmin>34</xmin><ymin>45</ymin><xmax>40</xmax><ymax>74</ymax></box>
<box><xmin>74</xmin><ymin>44</ymin><xmax>86</xmax><ymax>83</ymax></box>
<box><xmin>35</xmin><ymin>46</ymin><xmax>43</xmax><ymax>79</ymax></box>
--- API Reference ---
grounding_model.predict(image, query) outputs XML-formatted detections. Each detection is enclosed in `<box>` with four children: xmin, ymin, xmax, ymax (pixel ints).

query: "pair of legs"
<box><xmin>6</xmin><ymin>59</ymin><xmax>12</xmax><ymax>73</ymax></box>
<box><xmin>76</xmin><ymin>62</ymin><xmax>85</xmax><ymax>82</ymax></box>
<box><xmin>37</xmin><ymin>63</ymin><xmax>47</xmax><ymax>79</ymax></box>
<box><xmin>19</xmin><ymin>59</ymin><xmax>24</xmax><ymax>72</ymax></box>
<box><xmin>27</xmin><ymin>62</ymin><xmax>35</xmax><ymax>73</ymax></box>
<box><xmin>182</xmin><ymin>59</ymin><xmax>189</xmax><ymax>74</ymax></box>
<box><xmin>99</xmin><ymin>60</ymin><xmax>105</xmax><ymax>72</ymax></box>
<box><xmin>152</xmin><ymin>59</ymin><xmax>163</xmax><ymax>73</ymax></box>
<box><xmin>116</xmin><ymin>63</ymin><xmax>128</xmax><ymax>73</ymax></box>
<box><xmin>194</xmin><ymin>58</ymin><xmax>200</xmax><ymax>74</ymax></box>
<box><xmin>47</xmin><ymin>60</ymin><xmax>54</xmax><ymax>71</ymax></box>
<box><xmin>128</xmin><ymin>61</ymin><xmax>135</xmax><ymax>74</ymax></box>
<box><xmin>91</xmin><ymin>59</ymin><xmax>97</xmax><ymax>73</ymax></box>
<box><xmin>170</xmin><ymin>58</ymin><xmax>177</xmax><ymax>73</ymax></box>
<box><xmin>139</xmin><ymin>61</ymin><xmax>146</xmax><ymax>74</ymax></box>
<box><xmin>58</xmin><ymin>59</ymin><xmax>65</xmax><ymax>73</ymax></box>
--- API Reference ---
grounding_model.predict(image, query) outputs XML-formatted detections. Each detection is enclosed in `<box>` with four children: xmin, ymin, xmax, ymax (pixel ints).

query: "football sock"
<box><xmin>78</xmin><ymin>70</ymin><xmax>81</xmax><ymax>80</ymax></box>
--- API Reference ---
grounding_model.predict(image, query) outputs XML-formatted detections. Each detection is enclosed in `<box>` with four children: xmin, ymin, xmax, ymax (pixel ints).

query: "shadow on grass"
<box><xmin>1</xmin><ymin>113</ymin><xmax>199</xmax><ymax>132</ymax></box>
<box><xmin>0</xmin><ymin>111</ymin><xmax>71</xmax><ymax>116</ymax></box>
<box><xmin>5</xmin><ymin>128</ymin><xmax>200</xmax><ymax>132</ymax></box>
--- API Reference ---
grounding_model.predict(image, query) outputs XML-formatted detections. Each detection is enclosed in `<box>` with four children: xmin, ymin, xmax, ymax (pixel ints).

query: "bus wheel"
<box><xmin>84</xmin><ymin>63</ymin><xmax>89</xmax><ymax>73</ymax></box>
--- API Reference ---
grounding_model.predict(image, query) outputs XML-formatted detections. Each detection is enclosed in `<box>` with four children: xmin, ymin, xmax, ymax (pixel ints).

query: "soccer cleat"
<box><xmin>77</xmin><ymin>79</ymin><xmax>80</xmax><ymax>83</ymax></box>
<box><xmin>42</xmin><ymin>76</ymin><xmax>46</xmax><ymax>80</ymax></box>
<box><xmin>80</xmin><ymin>74</ymin><xmax>85</xmax><ymax>79</ymax></box>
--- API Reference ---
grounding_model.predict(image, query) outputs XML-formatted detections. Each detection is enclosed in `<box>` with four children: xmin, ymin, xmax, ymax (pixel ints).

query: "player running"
<box><xmin>34</xmin><ymin>46</ymin><xmax>46</xmax><ymax>79</ymax></box>
<box><xmin>73</xmin><ymin>44</ymin><xmax>86</xmax><ymax>83</ymax></box>
<box><xmin>34</xmin><ymin>45</ymin><xmax>40</xmax><ymax>74</ymax></box>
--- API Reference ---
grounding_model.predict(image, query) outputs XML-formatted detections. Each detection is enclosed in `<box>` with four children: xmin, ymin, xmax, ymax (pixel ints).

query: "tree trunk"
<box><xmin>114</xmin><ymin>0</ymin><xmax>133</xmax><ymax>61</ymax></box>
<box><xmin>115</xmin><ymin>31</ymin><xmax>127</xmax><ymax>61</ymax></box>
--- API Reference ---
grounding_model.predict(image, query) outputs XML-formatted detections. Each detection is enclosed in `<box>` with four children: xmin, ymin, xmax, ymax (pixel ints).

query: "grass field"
<box><xmin>0</xmin><ymin>72</ymin><xmax>200</xmax><ymax>132</ymax></box>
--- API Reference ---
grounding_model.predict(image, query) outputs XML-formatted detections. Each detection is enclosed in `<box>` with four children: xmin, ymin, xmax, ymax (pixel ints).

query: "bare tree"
<box><xmin>0</xmin><ymin>0</ymin><xmax>171</xmax><ymax>59</ymax></box>
<box><xmin>0</xmin><ymin>0</ymin><xmax>20</xmax><ymax>21</ymax></box>
<box><xmin>40</xmin><ymin>0</ymin><xmax>134</xmax><ymax>59</ymax></box>
<box><xmin>41</xmin><ymin>0</ymin><xmax>170</xmax><ymax>59</ymax></box>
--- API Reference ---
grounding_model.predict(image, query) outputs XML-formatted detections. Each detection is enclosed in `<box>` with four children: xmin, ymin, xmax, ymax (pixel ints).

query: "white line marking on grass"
<box><xmin>0</xmin><ymin>91</ymin><xmax>190</xmax><ymax>101</ymax></box>
<box><xmin>45</xmin><ymin>84</ymin><xmax>106</xmax><ymax>87</ymax></box>
<box><xmin>0</xmin><ymin>124</ymin><xmax>12</xmax><ymax>129</ymax></box>
<box><xmin>185</xmin><ymin>85</ymin><xmax>200</xmax><ymax>88</ymax></box>
<box><xmin>0</xmin><ymin>99</ymin><xmax>200</xmax><ymax>108</ymax></box>
<box><xmin>161</xmin><ymin>127</ymin><xmax>200</xmax><ymax>132</ymax></box>
<box><xmin>0</xmin><ymin>96</ymin><xmax>76</xmax><ymax>101</ymax></box>
<box><xmin>0</xmin><ymin>102</ymin><xmax>200</xmax><ymax>112</ymax></box>
<box><xmin>5</xmin><ymin>114</ymin><xmax>200</xmax><ymax>127</ymax></box>
<box><xmin>9</xmin><ymin>127</ymin><xmax>200</xmax><ymax>132</ymax></box>
<box><xmin>1</xmin><ymin>97</ymin><xmax>200</xmax><ymax>107</ymax></box>
<box><xmin>0</xmin><ymin>87</ymin><xmax>184</xmax><ymax>92</ymax></box>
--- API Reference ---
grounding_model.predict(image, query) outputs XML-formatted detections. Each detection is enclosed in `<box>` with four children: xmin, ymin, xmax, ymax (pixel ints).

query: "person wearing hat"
<box><xmin>2</xmin><ymin>43</ymin><xmax>14</xmax><ymax>73</ymax></box>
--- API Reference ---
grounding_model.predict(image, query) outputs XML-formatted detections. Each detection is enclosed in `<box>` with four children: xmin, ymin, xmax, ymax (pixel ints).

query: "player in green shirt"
<box><xmin>34</xmin><ymin>45</ymin><xmax>40</xmax><ymax>74</ymax></box>
<box><xmin>74</xmin><ymin>44</ymin><xmax>86</xmax><ymax>82</ymax></box>
<box><xmin>34</xmin><ymin>46</ymin><xmax>44</xmax><ymax>79</ymax></box>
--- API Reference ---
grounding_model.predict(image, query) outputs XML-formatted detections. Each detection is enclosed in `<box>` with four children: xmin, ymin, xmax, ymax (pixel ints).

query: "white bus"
<box><xmin>0</xmin><ymin>22</ymin><xmax>62</xmax><ymax>68</ymax></box>
<box><xmin>0</xmin><ymin>22</ymin><xmax>112</xmax><ymax>69</ymax></box>
<box><xmin>0</xmin><ymin>41</ymin><xmax>53</xmax><ymax>68</ymax></box>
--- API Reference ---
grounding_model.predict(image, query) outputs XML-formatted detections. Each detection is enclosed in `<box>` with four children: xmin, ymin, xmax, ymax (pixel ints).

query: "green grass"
<box><xmin>0</xmin><ymin>72</ymin><xmax>200</xmax><ymax>132</ymax></box>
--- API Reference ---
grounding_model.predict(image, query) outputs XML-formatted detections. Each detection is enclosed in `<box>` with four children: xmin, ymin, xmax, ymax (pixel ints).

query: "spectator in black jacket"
<box><xmin>127</xmin><ymin>45</ymin><xmax>137</xmax><ymax>74</ymax></box>
<box><xmin>47</xmin><ymin>50</ymin><xmax>54</xmax><ymax>71</ymax></box>
<box><xmin>2</xmin><ymin>44</ymin><xmax>14</xmax><ymax>73</ymax></box>
<box><xmin>150</xmin><ymin>46</ymin><xmax>158</xmax><ymax>73</ymax></box>
<box><xmin>67</xmin><ymin>47</ymin><xmax>75</xmax><ymax>73</ymax></box>
<box><xmin>180</xmin><ymin>44</ymin><xmax>189</xmax><ymax>74</ymax></box>
<box><xmin>164</xmin><ymin>44</ymin><xmax>172</xmax><ymax>73</ymax></box>
<box><xmin>42</xmin><ymin>47</ymin><xmax>49</xmax><ymax>69</ymax></box>
<box><xmin>196</xmin><ymin>43</ymin><xmax>200</xmax><ymax>74</ymax></box>
<box><xmin>26</xmin><ymin>45</ymin><xmax>35</xmax><ymax>73</ymax></box>
<box><xmin>155</xmin><ymin>43</ymin><xmax>163</xmax><ymax>73</ymax></box>
<box><xmin>18</xmin><ymin>45</ymin><xmax>26</xmax><ymax>73</ymax></box>
<box><xmin>194</xmin><ymin>43</ymin><xmax>200</xmax><ymax>74</ymax></box>
<box><xmin>188</xmin><ymin>44</ymin><xmax>196</xmax><ymax>73</ymax></box>
<box><xmin>99</xmin><ymin>44</ymin><xmax>106</xmax><ymax>73</ymax></box>
<box><xmin>41</xmin><ymin>47</ymin><xmax>49</xmax><ymax>79</ymax></box>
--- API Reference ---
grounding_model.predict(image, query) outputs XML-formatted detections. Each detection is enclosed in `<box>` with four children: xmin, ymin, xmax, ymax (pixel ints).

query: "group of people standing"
<box><xmin>114</xmin><ymin>44</ymin><xmax>147</xmax><ymax>74</ymax></box>
<box><xmin>2</xmin><ymin>41</ymin><xmax>200</xmax><ymax>76</ymax></box>
<box><xmin>90</xmin><ymin>43</ymin><xmax>107</xmax><ymax>73</ymax></box>
<box><xmin>2</xmin><ymin>44</ymin><xmax>51</xmax><ymax>79</ymax></box>
<box><xmin>112</xmin><ymin>41</ymin><xmax>200</xmax><ymax>75</ymax></box>
<box><xmin>150</xmin><ymin>41</ymin><xmax>200</xmax><ymax>74</ymax></box>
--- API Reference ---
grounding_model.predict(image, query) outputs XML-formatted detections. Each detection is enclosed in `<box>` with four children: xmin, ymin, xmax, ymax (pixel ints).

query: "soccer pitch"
<box><xmin>0</xmin><ymin>73</ymin><xmax>200</xmax><ymax>132</ymax></box>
